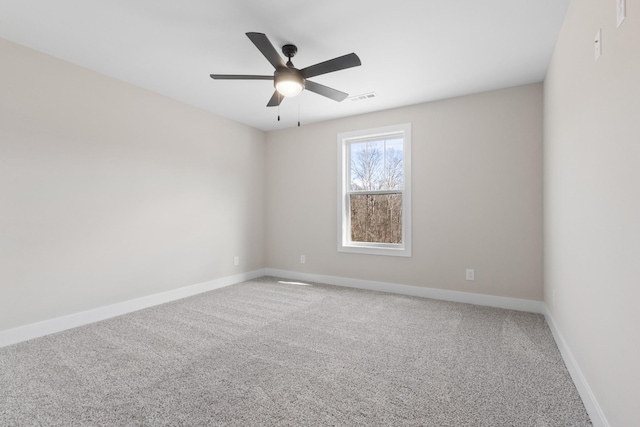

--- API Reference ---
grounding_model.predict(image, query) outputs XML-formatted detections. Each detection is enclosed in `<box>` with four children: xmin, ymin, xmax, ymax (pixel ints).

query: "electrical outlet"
<box><xmin>300</xmin><ymin>255</ymin><xmax>306</xmax><ymax>264</ymax></box>
<box><xmin>465</xmin><ymin>269</ymin><xmax>475</xmax><ymax>281</ymax></box>
<box><xmin>617</xmin><ymin>0</ymin><xmax>626</xmax><ymax>28</ymax></box>
<box><xmin>233</xmin><ymin>256</ymin><xmax>239</xmax><ymax>266</ymax></box>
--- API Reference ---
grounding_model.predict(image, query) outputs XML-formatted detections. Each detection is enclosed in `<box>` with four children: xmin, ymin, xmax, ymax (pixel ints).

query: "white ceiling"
<box><xmin>0</xmin><ymin>0</ymin><xmax>569</xmax><ymax>131</ymax></box>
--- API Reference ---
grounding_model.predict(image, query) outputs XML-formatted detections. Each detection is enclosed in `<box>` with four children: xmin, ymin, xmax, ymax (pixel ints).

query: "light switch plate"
<box><xmin>594</xmin><ymin>29</ymin><xmax>602</xmax><ymax>61</ymax></box>
<box><xmin>617</xmin><ymin>0</ymin><xmax>626</xmax><ymax>28</ymax></box>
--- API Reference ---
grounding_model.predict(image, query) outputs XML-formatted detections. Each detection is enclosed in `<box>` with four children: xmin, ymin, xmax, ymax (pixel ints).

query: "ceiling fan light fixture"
<box><xmin>275</xmin><ymin>72</ymin><xmax>304</xmax><ymax>97</ymax></box>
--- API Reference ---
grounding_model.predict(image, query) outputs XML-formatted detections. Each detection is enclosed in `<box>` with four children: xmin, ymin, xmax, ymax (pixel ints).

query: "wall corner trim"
<box><xmin>265</xmin><ymin>268</ymin><xmax>545</xmax><ymax>313</ymax></box>
<box><xmin>0</xmin><ymin>269</ymin><xmax>266</xmax><ymax>348</ymax></box>
<box><xmin>543</xmin><ymin>307</ymin><xmax>610</xmax><ymax>427</ymax></box>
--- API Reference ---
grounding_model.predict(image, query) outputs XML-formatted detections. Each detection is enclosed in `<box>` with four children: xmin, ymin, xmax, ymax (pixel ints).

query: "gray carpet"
<box><xmin>0</xmin><ymin>276</ymin><xmax>591</xmax><ymax>426</ymax></box>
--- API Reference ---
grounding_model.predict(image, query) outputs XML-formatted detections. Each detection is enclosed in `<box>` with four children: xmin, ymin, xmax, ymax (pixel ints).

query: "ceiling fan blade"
<box><xmin>267</xmin><ymin>91</ymin><xmax>283</xmax><ymax>107</ymax></box>
<box><xmin>210</xmin><ymin>74</ymin><xmax>273</xmax><ymax>80</ymax></box>
<box><xmin>301</xmin><ymin>53</ymin><xmax>361</xmax><ymax>79</ymax></box>
<box><xmin>246</xmin><ymin>32</ymin><xmax>286</xmax><ymax>70</ymax></box>
<box><xmin>304</xmin><ymin>80</ymin><xmax>349</xmax><ymax>102</ymax></box>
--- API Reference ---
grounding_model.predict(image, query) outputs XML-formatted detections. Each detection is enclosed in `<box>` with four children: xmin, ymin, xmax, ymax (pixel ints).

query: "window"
<box><xmin>337</xmin><ymin>123</ymin><xmax>411</xmax><ymax>256</ymax></box>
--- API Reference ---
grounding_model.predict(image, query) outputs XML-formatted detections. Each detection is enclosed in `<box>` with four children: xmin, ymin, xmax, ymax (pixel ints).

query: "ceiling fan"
<box><xmin>210</xmin><ymin>32</ymin><xmax>361</xmax><ymax>107</ymax></box>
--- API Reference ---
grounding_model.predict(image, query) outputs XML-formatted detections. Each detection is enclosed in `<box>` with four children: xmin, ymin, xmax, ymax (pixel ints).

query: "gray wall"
<box><xmin>0</xmin><ymin>40</ymin><xmax>266</xmax><ymax>330</ymax></box>
<box><xmin>266</xmin><ymin>83</ymin><xmax>543</xmax><ymax>301</ymax></box>
<box><xmin>544</xmin><ymin>0</ymin><xmax>640</xmax><ymax>425</ymax></box>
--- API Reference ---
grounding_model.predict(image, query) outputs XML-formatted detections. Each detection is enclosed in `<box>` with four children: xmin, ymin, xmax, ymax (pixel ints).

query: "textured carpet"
<box><xmin>0</xmin><ymin>276</ymin><xmax>591</xmax><ymax>426</ymax></box>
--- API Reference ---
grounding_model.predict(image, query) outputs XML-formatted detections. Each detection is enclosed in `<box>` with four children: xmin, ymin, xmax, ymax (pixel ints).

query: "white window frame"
<box><xmin>337</xmin><ymin>123</ymin><xmax>412</xmax><ymax>257</ymax></box>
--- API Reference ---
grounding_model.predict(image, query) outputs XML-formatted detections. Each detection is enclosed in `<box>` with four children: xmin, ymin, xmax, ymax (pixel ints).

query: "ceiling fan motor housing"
<box><xmin>282</xmin><ymin>44</ymin><xmax>298</xmax><ymax>59</ymax></box>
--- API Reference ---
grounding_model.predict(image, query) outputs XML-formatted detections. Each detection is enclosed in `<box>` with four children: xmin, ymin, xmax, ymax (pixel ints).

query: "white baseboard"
<box><xmin>543</xmin><ymin>308</ymin><xmax>609</xmax><ymax>427</ymax></box>
<box><xmin>265</xmin><ymin>268</ymin><xmax>545</xmax><ymax>313</ymax></box>
<box><xmin>0</xmin><ymin>269</ymin><xmax>266</xmax><ymax>348</ymax></box>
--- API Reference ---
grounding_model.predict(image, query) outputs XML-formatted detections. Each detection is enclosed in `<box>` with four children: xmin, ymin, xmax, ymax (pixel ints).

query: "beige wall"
<box><xmin>266</xmin><ymin>83</ymin><xmax>543</xmax><ymax>301</ymax></box>
<box><xmin>544</xmin><ymin>0</ymin><xmax>640</xmax><ymax>425</ymax></box>
<box><xmin>0</xmin><ymin>40</ymin><xmax>265</xmax><ymax>331</ymax></box>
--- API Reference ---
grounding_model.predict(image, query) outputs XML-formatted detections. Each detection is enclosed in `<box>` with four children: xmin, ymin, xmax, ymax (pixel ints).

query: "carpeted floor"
<box><xmin>0</xmin><ymin>276</ymin><xmax>591</xmax><ymax>426</ymax></box>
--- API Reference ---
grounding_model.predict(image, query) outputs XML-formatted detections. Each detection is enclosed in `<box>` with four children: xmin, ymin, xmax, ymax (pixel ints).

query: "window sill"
<box><xmin>338</xmin><ymin>244</ymin><xmax>411</xmax><ymax>257</ymax></box>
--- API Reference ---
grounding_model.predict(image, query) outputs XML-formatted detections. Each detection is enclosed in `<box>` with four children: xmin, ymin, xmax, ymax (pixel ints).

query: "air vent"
<box><xmin>348</xmin><ymin>92</ymin><xmax>378</xmax><ymax>102</ymax></box>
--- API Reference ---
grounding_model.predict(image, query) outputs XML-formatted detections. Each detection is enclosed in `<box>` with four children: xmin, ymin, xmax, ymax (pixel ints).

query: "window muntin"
<box><xmin>337</xmin><ymin>123</ymin><xmax>411</xmax><ymax>257</ymax></box>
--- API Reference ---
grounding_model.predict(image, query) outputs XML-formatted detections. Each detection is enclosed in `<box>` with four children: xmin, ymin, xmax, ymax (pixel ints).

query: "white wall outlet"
<box><xmin>594</xmin><ymin>29</ymin><xmax>602</xmax><ymax>61</ymax></box>
<box><xmin>233</xmin><ymin>256</ymin><xmax>239</xmax><ymax>266</ymax></box>
<box><xmin>300</xmin><ymin>255</ymin><xmax>306</xmax><ymax>264</ymax></box>
<box><xmin>617</xmin><ymin>0</ymin><xmax>626</xmax><ymax>28</ymax></box>
<box><xmin>465</xmin><ymin>269</ymin><xmax>475</xmax><ymax>281</ymax></box>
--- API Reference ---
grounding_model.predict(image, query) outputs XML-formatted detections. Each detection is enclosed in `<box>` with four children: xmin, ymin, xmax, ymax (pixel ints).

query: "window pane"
<box><xmin>350</xmin><ymin>140</ymin><xmax>384</xmax><ymax>190</ymax></box>
<box><xmin>350</xmin><ymin>138</ymin><xmax>403</xmax><ymax>191</ymax></box>
<box><xmin>383</xmin><ymin>138</ymin><xmax>403</xmax><ymax>191</ymax></box>
<box><xmin>350</xmin><ymin>193</ymin><xmax>402</xmax><ymax>244</ymax></box>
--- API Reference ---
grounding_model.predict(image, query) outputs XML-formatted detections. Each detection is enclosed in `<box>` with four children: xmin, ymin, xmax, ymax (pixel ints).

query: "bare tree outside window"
<box><xmin>349</xmin><ymin>138</ymin><xmax>403</xmax><ymax>244</ymax></box>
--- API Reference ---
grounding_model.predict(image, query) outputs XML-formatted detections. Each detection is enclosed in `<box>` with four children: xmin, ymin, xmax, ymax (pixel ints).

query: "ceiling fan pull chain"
<box><xmin>278</xmin><ymin>93</ymin><xmax>281</xmax><ymax>121</ymax></box>
<box><xmin>298</xmin><ymin>104</ymin><xmax>301</xmax><ymax>127</ymax></box>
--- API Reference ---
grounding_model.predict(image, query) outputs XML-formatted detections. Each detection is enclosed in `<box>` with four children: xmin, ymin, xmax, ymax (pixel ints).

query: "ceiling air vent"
<box><xmin>348</xmin><ymin>92</ymin><xmax>378</xmax><ymax>102</ymax></box>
